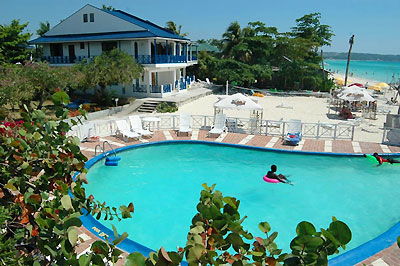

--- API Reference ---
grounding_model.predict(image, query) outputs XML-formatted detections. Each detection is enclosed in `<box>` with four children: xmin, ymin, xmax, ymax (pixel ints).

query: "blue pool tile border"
<box><xmin>81</xmin><ymin>140</ymin><xmax>400</xmax><ymax>265</ymax></box>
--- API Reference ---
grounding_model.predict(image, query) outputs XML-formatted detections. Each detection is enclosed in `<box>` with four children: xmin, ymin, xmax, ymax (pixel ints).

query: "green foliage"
<box><xmin>190</xmin><ymin>14</ymin><xmax>335</xmax><ymax>91</ymax></box>
<box><xmin>36</xmin><ymin>21</ymin><xmax>50</xmax><ymax>37</ymax></box>
<box><xmin>102</xmin><ymin>4</ymin><xmax>116</xmax><ymax>11</ymax></box>
<box><xmin>0</xmin><ymin>62</ymin><xmax>83</xmax><ymax>112</ymax></box>
<box><xmin>165</xmin><ymin>21</ymin><xmax>188</xmax><ymax>37</ymax></box>
<box><xmin>77</xmin><ymin>49</ymin><xmax>143</xmax><ymax>103</ymax></box>
<box><xmin>126</xmin><ymin>184</ymin><xmax>351</xmax><ymax>266</ymax></box>
<box><xmin>291</xmin><ymin>13</ymin><xmax>334</xmax><ymax>48</ymax></box>
<box><xmin>0</xmin><ymin>19</ymin><xmax>32</xmax><ymax>63</ymax></box>
<box><xmin>0</xmin><ymin>63</ymin><xmax>34</xmax><ymax>111</ymax></box>
<box><xmin>156</xmin><ymin>102</ymin><xmax>178</xmax><ymax>113</ymax></box>
<box><xmin>0</xmin><ymin>94</ymin><xmax>134</xmax><ymax>264</ymax></box>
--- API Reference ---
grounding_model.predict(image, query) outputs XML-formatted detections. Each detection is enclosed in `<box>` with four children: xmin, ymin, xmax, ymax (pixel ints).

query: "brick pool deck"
<box><xmin>77</xmin><ymin>130</ymin><xmax>400</xmax><ymax>265</ymax></box>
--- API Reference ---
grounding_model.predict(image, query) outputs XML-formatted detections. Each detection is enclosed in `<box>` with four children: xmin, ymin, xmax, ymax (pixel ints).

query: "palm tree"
<box><xmin>165</xmin><ymin>21</ymin><xmax>188</xmax><ymax>37</ymax></box>
<box><xmin>222</xmin><ymin>21</ymin><xmax>242</xmax><ymax>57</ymax></box>
<box><xmin>37</xmin><ymin>21</ymin><xmax>50</xmax><ymax>37</ymax></box>
<box><xmin>344</xmin><ymin>35</ymin><xmax>354</xmax><ymax>86</ymax></box>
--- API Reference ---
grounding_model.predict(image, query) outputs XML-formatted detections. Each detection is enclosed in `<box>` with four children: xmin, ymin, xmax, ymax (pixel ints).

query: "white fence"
<box><xmin>69</xmin><ymin>114</ymin><xmax>355</xmax><ymax>141</ymax></box>
<box><xmin>382</xmin><ymin>127</ymin><xmax>400</xmax><ymax>147</ymax></box>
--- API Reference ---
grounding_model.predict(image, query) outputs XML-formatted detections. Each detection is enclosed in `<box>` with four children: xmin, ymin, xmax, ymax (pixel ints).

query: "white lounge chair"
<box><xmin>178</xmin><ymin>114</ymin><xmax>192</xmax><ymax>136</ymax></box>
<box><xmin>128</xmin><ymin>115</ymin><xmax>153</xmax><ymax>137</ymax></box>
<box><xmin>209</xmin><ymin>113</ymin><xmax>227</xmax><ymax>137</ymax></box>
<box><xmin>115</xmin><ymin>120</ymin><xmax>140</xmax><ymax>142</ymax></box>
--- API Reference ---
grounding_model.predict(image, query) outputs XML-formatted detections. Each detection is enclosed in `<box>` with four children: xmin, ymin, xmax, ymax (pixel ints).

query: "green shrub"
<box><xmin>156</xmin><ymin>102</ymin><xmax>178</xmax><ymax>113</ymax></box>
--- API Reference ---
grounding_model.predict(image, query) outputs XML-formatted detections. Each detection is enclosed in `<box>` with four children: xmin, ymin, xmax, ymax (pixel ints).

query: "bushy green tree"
<box><xmin>0</xmin><ymin>62</ymin><xmax>84</xmax><ymax>113</ymax></box>
<box><xmin>291</xmin><ymin>13</ymin><xmax>334</xmax><ymax>48</ymax></box>
<box><xmin>77</xmin><ymin>49</ymin><xmax>143</xmax><ymax>105</ymax></box>
<box><xmin>0</xmin><ymin>20</ymin><xmax>32</xmax><ymax>64</ymax></box>
<box><xmin>0</xmin><ymin>64</ymin><xmax>34</xmax><ymax>113</ymax></box>
<box><xmin>36</xmin><ymin>21</ymin><xmax>50</xmax><ymax>37</ymax></box>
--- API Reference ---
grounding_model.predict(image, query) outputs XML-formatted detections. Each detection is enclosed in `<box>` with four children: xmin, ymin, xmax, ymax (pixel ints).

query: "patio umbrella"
<box><xmin>367</xmin><ymin>85</ymin><xmax>382</xmax><ymax>91</ymax></box>
<box><xmin>338</xmin><ymin>90</ymin><xmax>376</xmax><ymax>102</ymax></box>
<box><xmin>339</xmin><ymin>86</ymin><xmax>373</xmax><ymax>96</ymax></box>
<box><xmin>349</xmin><ymin>83</ymin><xmax>363</xmax><ymax>87</ymax></box>
<box><xmin>376</xmin><ymin>82</ymin><xmax>389</xmax><ymax>89</ymax></box>
<box><xmin>334</xmin><ymin>77</ymin><xmax>345</xmax><ymax>85</ymax></box>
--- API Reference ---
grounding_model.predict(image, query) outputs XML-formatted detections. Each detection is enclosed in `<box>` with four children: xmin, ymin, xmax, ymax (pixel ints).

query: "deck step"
<box><xmin>137</xmin><ymin>101</ymin><xmax>160</xmax><ymax>113</ymax></box>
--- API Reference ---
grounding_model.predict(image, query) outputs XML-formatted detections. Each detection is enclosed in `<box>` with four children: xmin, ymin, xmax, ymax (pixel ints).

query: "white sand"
<box><xmin>174</xmin><ymin>78</ymin><xmax>400</xmax><ymax>143</ymax></box>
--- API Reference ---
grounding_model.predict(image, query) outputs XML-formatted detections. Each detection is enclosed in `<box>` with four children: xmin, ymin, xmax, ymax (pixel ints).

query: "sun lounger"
<box><xmin>178</xmin><ymin>114</ymin><xmax>192</xmax><ymax>136</ymax></box>
<box><xmin>128</xmin><ymin>115</ymin><xmax>153</xmax><ymax>137</ymax></box>
<box><xmin>209</xmin><ymin>113</ymin><xmax>227</xmax><ymax>137</ymax></box>
<box><xmin>285</xmin><ymin>119</ymin><xmax>302</xmax><ymax>146</ymax></box>
<box><xmin>115</xmin><ymin>120</ymin><xmax>140</xmax><ymax>142</ymax></box>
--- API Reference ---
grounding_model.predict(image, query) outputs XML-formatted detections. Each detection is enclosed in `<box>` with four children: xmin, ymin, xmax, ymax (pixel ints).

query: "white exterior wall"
<box><xmin>120</xmin><ymin>40</ymin><xmax>133</xmax><ymax>55</ymax></box>
<box><xmin>137</xmin><ymin>40</ymin><xmax>148</xmax><ymax>55</ymax></box>
<box><xmin>157</xmin><ymin>71</ymin><xmax>172</xmax><ymax>85</ymax></box>
<box><xmin>43</xmin><ymin>44</ymin><xmax>51</xmax><ymax>56</ymax></box>
<box><xmin>45</xmin><ymin>5</ymin><xmax>145</xmax><ymax>36</ymax></box>
<box><xmin>89</xmin><ymin>42</ymin><xmax>102</xmax><ymax>56</ymax></box>
<box><xmin>74</xmin><ymin>43</ymin><xmax>89</xmax><ymax>57</ymax></box>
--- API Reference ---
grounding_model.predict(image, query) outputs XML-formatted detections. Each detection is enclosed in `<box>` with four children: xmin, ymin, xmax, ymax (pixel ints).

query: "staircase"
<box><xmin>137</xmin><ymin>101</ymin><xmax>160</xmax><ymax>113</ymax></box>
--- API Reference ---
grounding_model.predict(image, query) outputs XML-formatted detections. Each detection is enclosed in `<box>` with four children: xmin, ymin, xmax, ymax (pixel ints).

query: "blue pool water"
<box><xmin>85</xmin><ymin>143</ymin><xmax>400</xmax><ymax>255</ymax></box>
<box><xmin>325</xmin><ymin>59</ymin><xmax>400</xmax><ymax>83</ymax></box>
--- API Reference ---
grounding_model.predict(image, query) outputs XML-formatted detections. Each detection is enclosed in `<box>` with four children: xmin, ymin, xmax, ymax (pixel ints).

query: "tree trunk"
<box><xmin>344</xmin><ymin>35</ymin><xmax>354</xmax><ymax>86</ymax></box>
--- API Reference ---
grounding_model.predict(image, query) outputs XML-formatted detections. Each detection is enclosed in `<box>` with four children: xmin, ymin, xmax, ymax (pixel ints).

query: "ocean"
<box><xmin>325</xmin><ymin>59</ymin><xmax>400</xmax><ymax>83</ymax></box>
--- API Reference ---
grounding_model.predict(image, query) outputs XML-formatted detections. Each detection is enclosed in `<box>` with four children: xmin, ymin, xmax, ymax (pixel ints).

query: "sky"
<box><xmin>1</xmin><ymin>0</ymin><xmax>399</xmax><ymax>55</ymax></box>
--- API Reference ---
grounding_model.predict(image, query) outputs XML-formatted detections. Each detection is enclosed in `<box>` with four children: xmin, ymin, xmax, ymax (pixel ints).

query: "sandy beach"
<box><xmin>174</xmin><ymin>76</ymin><xmax>399</xmax><ymax>143</ymax></box>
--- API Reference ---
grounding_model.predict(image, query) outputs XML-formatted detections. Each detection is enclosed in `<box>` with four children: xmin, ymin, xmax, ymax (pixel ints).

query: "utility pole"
<box><xmin>344</xmin><ymin>35</ymin><xmax>354</xmax><ymax>86</ymax></box>
<box><xmin>321</xmin><ymin>49</ymin><xmax>326</xmax><ymax>90</ymax></box>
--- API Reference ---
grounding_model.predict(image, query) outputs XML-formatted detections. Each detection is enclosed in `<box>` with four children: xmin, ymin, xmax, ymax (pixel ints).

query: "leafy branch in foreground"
<box><xmin>0</xmin><ymin>91</ymin><xmax>134</xmax><ymax>265</ymax></box>
<box><xmin>127</xmin><ymin>183</ymin><xmax>351</xmax><ymax>266</ymax></box>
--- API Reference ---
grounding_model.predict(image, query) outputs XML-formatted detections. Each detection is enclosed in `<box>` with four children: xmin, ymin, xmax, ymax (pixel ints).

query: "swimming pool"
<box><xmin>84</xmin><ymin>141</ymin><xmax>400</xmax><ymax>264</ymax></box>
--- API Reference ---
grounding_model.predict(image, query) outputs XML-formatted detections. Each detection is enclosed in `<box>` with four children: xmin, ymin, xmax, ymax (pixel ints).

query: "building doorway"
<box><xmin>68</xmin><ymin>45</ymin><xmax>76</xmax><ymax>63</ymax></box>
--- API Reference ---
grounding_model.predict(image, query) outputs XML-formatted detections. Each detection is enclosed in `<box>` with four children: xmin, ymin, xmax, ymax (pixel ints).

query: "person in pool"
<box><xmin>365</xmin><ymin>153</ymin><xmax>400</xmax><ymax>166</ymax></box>
<box><xmin>267</xmin><ymin>165</ymin><xmax>289</xmax><ymax>183</ymax></box>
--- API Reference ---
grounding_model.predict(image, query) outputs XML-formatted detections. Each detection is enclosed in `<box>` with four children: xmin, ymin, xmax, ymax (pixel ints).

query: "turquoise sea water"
<box><xmin>325</xmin><ymin>59</ymin><xmax>400</xmax><ymax>83</ymax></box>
<box><xmin>85</xmin><ymin>143</ymin><xmax>400</xmax><ymax>254</ymax></box>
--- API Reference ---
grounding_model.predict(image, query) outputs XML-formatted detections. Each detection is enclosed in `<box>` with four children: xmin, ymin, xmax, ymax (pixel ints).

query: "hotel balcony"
<box><xmin>134</xmin><ymin>55</ymin><xmax>197</xmax><ymax>64</ymax></box>
<box><xmin>42</xmin><ymin>54</ymin><xmax>198</xmax><ymax>65</ymax></box>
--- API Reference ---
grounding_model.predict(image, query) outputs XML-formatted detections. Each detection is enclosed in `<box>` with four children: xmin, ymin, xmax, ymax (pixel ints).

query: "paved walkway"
<box><xmin>77</xmin><ymin>131</ymin><xmax>400</xmax><ymax>265</ymax></box>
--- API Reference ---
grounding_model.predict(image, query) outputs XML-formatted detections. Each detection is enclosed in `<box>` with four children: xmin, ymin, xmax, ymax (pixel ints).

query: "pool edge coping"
<box><xmin>81</xmin><ymin>140</ymin><xmax>400</xmax><ymax>265</ymax></box>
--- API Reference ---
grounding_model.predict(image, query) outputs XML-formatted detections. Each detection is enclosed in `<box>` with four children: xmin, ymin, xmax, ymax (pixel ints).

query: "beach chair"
<box><xmin>285</xmin><ymin>119</ymin><xmax>302</xmax><ymax>146</ymax></box>
<box><xmin>178</xmin><ymin>114</ymin><xmax>192</xmax><ymax>136</ymax></box>
<box><xmin>115</xmin><ymin>120</ymin><xmax>140</xmax><ymax>142</ymax></box>
<box><xmin>209</xmin><ymin>113</ymin><xmax>227</xmax><ymax>137</ymax></box>
<box><xmin>128</xmin><ymin>115</ymin><xmax>153</xmax><ymax>137</ymax></box>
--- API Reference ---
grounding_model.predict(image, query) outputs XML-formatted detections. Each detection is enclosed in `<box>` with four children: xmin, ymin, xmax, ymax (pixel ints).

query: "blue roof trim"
<box><xmin>80</xmin><ymin>140</ymin><xmax>400</xmax><ymax>265</ymax></box>
<box><xmin>30</xmin><ymin>31</ymin><xmax>157</xmax><ymax>44</ymax></box>
<box><xmin>104</xmin><ymin>9</ymin><xmax>188</xmax><ymax>40</ymax></box>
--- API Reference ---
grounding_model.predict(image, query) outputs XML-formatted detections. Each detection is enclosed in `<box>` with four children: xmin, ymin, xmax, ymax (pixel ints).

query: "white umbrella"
<box><xmin>214</xmin><ymin>93</ymin><xmax>263</xmax><ymax>111</ymax></box>
<box><xmin>338</xmin><ymin>86</ymin><xmax>373</xmax><ymax>97</ymax></box>
<box><xmin>338</xmin><ymin>91</ymin><xmax>376</xmax><ymax>102</ymax></box>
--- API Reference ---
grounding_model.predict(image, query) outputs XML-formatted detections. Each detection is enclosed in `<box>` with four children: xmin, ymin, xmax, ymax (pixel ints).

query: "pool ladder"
<box><xmin>94</xmin><ymin>141</ymin><xmax>120</xmax><ymax>166</ymax></box>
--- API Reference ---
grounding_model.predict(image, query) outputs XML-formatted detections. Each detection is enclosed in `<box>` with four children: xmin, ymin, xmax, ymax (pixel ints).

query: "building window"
<box><xmin>101</xmin><ymin>41</ymin><xmax>117</xmax><ymax>52</ymax></box>
<box><xmin>122</xmin><ymin>87</ymin><xmax>126</xmax><ymax>94</ymax></box>
<box><xmin>90</xmin><ymin>13</ymin><xmax>94</xmax><ymax>22</ymax></box>
<box><xmin>83</xmin><ymin>14</ymin><xmax>88</xmax><ymax>23</ymax></box>
<box><xmin>50</xmin><ymin>43</ymin><xmax>63</xmax><ymax>56</ymax></box>
<box><xmin>80</xmin><ymin>42</ymin><xmax>85</xmax><ymax>49</ymax></box>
